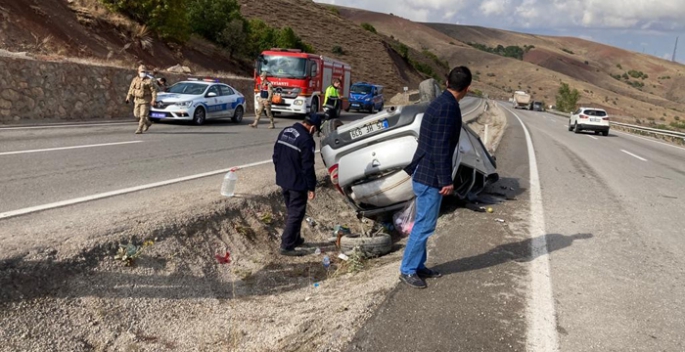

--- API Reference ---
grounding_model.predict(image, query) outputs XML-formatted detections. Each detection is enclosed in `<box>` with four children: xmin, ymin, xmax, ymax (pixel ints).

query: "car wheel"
<box><xmin>379</xmin><ymin>103</ymin><xmax>384</xmax><ymax>111</ymax></box>
<box><xmin>150</xmin><ymin>118</ymin><xmax>160</xmax><ymax>123</ymax></box>
<box><xmin>602</xmin><ymin>131</ymin><xmax>609</xmax><ymax>136</ymax></box>
<box><xmin>232</xmin><ymin>106</ymin><xmax>244</xmax><ymax>123</ymax></box>
<box><xmin>573</xmin><ymin>123</ymin><xmax>581</xmax><ymax>134</ymax></box>
<box><xmin>339</xmin><ymin>233</ymin><xmax>393</xmax><ymax>257</ymax></box>
<box><xmin>594</xmin><ymin>131</ymin><xmax>600</xmax><ymax>135</ymax></box>
<box><xmin>369</xmin><ymin>105</ymin><xmax>374</xmax><ymax>114</ymax></box>
<box><xmin>310</xmin><ymin>97</ymin><xmax>319</xmax><ymax>115</ymax></box>
<box><xmin>320</xmin><ymin>118</ymin><xmax>343</xmax><ymax>138</ymax></box>
<box><xmin>192</xmin><ymin>107</ymin><xmax>206</xmax><ymax>125</ymax></box>
<box><xmin>568</xmin><ymin>121</ymin><xmax>573</xmax><ymax>131</ymax></box>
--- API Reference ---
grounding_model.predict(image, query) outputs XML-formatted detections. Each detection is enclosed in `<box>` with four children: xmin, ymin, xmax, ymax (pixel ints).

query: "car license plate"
<box><xmin>590</xmin><ymin>117</ymin><xmax>600</xmax><ymax>122</ymax></box>
<box><xmin>150</xmin><ymin>113</ymin><xmax>165</xmax><ymax>118</ymax></box>
<box><xmin>351</xmin><ymin>103</ymin><xmax>359</xmax><ymax>107</ymax></box>
<box><xmin>350</xmin><ymin>119</ymin><xmax>389</xmax><ymax>140</ymax></box>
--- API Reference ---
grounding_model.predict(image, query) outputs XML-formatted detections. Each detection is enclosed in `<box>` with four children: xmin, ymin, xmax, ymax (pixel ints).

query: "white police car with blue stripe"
<box><xmin>150</xmin><ymin>78</ymin><xmax>246</xmax><ymax>125</ymax></box>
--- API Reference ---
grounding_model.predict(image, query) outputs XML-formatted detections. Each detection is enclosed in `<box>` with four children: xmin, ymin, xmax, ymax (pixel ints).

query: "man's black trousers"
<box><xmin>281</xmin><ymin>189</ymin><xmax>307</xmax><ymax>250</ymax></box>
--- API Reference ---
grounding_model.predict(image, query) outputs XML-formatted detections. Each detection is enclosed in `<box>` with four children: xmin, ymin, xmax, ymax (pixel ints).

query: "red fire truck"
<box><xmin>254</xmin><ymin>48</ymin><xmax>352</xmax><ymax>116</ymax></box>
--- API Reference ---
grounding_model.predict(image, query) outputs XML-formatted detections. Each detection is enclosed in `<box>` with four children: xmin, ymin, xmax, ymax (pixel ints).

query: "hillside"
<box><xmin>0</xmin><ymin>0</ymin><xmax>251</xmax><ymax>75</ymax></box>
<box><xmin>335</xmin><ymin>6</ymin><xmax>685</xmax><ymax>125</ymax></box>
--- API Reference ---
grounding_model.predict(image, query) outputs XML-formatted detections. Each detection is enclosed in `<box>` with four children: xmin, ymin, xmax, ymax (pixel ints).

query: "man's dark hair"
<box><xmin>447</xmin><ymin>66</ymin><xmax>472</xmax><ymax>92</ymax></box>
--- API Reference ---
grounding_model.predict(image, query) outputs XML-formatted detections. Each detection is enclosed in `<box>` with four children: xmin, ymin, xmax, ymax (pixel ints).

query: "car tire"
<box><xmin>192</xmin><ymin>107</ymin><xmax>206</xmax><ymax>125</ymax></box>
<box><xmin>568</xmin><ymin>121</ymin><xmax>573</xmax><ymax>131</ymax></box>
<box><xmin>232</xmin><ymin>106</ymin><xmax>244</xmax><ymax>123</ymax></box>
<box><xmin>310</xmin><ymin>97</ymin><xmax>319</xmax><ymax>115</ymax></box>
<box><xmin>339</xmin><ymin>233</ymin><xmax>393</xmax><ymax>257</ymax></box>
<box><xmin>379</xmin><ymin>103</ymin><xmax>384</xmax><ymax>111</ymax></box>
<box><xmin>594</xmin><ymin>131</ymin><xmax>600</xmax><ymax>135</ymax></box>
<box><xmin>602</xmin><ymin>131</ymin><xmax>609</xmax><ymax>136</ymax></box>
<box><xmin>320</xmin><ymin>118</ymin><xmax>343</xmax><ymax>138</ymax></box>
<box><xmin>574</xmin><ymin>123</ymin><xmax>581</xmax><ymax>134</ymax></box>
<box><xmin>369</xmin><ymin>105</ymin><xmax>374</xmax><ymax>114</ymax></box>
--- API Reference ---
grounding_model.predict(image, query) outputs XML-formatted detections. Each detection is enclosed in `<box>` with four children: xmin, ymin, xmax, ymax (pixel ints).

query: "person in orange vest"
<box><xmin>251</xmin><ymin>71</ymin><xmax>275</xmax><ymax>129</ymax></box>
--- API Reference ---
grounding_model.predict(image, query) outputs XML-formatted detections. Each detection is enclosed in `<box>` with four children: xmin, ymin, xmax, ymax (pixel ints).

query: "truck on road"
<box><xmin>512</xmin><ymin>91</ymin><xmax>532</xmax><ymax>109</ymax></box>
<box><xmin>254</xmin><ymin>48</ymin><xmax>351</xmax><ymax>116</ymax></box>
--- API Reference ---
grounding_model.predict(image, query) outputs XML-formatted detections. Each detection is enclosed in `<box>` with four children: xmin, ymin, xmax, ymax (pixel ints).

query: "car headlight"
<box><xmin>176</xmin><ymin>101</ymin><xmax>193</xmax><ymax>107</ymax></box>
<box><xmin>293</xmin><ymin>100</ymin><xmax>304</xmax><ymax>106</ymax></box>
<box><xmin>365</xmin><ymin>97</ymin><xmax>372</xmax><ymax>102</ymax></box>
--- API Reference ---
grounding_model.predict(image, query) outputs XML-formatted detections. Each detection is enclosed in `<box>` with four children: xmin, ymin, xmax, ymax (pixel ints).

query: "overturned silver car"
<box><xmin>320</xmin><ymin>99</ymin><xmax>499</xmax><ymax>218</ymax></box>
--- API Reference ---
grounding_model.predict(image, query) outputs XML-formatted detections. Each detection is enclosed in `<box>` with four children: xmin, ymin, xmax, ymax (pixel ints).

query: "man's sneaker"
<box><xmin>417</xmin><ymin>267</ymin><xmax>442</xmax><ymax>279</ymax></box>
<box><xmin>399</xmin><ymin>274</ymin><xmax>427</xmax><ymax>289</ymax></box>
<box><xmin>280</xmin><ymin>248</ymin><xmax>306</xmax><ymax>257</ymax></box>
<box><xmin>295</xmin><ymin>237</ymin><xmax>305</xmax><ymax>247</ymax></box>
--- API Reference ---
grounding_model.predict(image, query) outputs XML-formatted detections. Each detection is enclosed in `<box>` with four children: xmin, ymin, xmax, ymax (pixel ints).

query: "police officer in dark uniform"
<box><xmin>272</xmin><ymin>113</ymin><xmax>322</xmax><ymax>256</ymax></box>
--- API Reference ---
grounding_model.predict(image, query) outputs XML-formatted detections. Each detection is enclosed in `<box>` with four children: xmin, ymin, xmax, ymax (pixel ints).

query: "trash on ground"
<box><xmin>338</xmin><ymin>253</ymin><xmax>349</xmax><ymax>261</ymax></box>
<box><xmin>486</xmin><ymin>207</ymin><xmax>494</xmax><ymax>213</ymax></box>
<box><xmin>495</xmin><ymin>218</ymin><xmax>506</xmax><ymax>223</ymax></box>
<box><xmin>215</xmin><ymin>251</ymin><xmax>232</xmax><ymax>264</ymax></box>
<box><xmin>393</xmin><ymin>198</ymin><xmax>416</xmax><ymax>236</ymax></box>
<box><xmin>314</xmin><ymin>247</ymin><xmax>321</xmax><ymax>255</ymax></box>
<box><xmin>333</xmin><ymin>225</ymin><xmax>352</xmax><ymax>236</ymax></box>
<box><xmin>313</xmin><ymin>282</ymin><xmax>320</xmax><ymax>288</ymax></box>
<box><xmin>305</xmin><ymin>217</ymin><xmax>316</xmax><ymax>227</ymax></box>
<box><xmin>322</xmin><ymin>255</ymin><xmax>331</xmax><ymax>269</ymax></box>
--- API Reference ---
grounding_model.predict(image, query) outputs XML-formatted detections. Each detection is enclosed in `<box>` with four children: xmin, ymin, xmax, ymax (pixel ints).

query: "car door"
<box><xmin>220</xmin><ymin>85</ymin><xmax>237</xmax><ymax>117</ymax></box>
<box><xmin>205</xmin><ymin>85</ymin><xmax>222</xmax><ymax>118</ymax></box>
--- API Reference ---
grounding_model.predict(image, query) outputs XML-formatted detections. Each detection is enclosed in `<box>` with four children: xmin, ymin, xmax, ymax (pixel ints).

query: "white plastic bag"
<box><xmin>393</xmin><ymin>198</ymin><xmax>416</xmax><ymax>237</ymax></box>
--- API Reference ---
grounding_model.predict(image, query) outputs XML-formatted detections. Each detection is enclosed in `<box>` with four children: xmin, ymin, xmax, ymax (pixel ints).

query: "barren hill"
<box><xmin>335</xmin><ymin>6</ymin><xmax>685</xmax><ymax>124</ymax></box>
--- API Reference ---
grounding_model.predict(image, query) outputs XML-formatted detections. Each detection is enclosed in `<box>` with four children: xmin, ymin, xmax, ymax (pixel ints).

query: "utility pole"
<box><xmin>673</xmin><ymin>37</ymin><xmax>679</xmax><ymax>62</ymax></box>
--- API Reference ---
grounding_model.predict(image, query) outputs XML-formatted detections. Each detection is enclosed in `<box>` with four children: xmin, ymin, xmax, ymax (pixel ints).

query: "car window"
<box><xmin>207</xmin><ymin>85</ymin><xmax>220</xmax><ymax>96</ymax></box>
<box><xmin>167</xmin><ymin>82</ymin><xmax>207</xmax><ymax>95</ymax></box>
<box><xmin>585</xmin><ymin>110</ymin><xmax>607</xmax><ymax>117</ymax></box>
<box><xmin>220</xmin><ymin>85</ymin><xmax>235</xmax><ymax>96</ymax></box>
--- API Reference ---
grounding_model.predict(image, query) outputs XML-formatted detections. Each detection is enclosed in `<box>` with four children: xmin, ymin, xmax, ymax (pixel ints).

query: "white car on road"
<box><xmin>150</xmin><ymin>79</ymin><xmax>246</xmax><ymax>125</ymax></box>
<box><xmin>569</xmin><ymin>107</ymin><xmax>610</xmax><ymax>136</ymax></box>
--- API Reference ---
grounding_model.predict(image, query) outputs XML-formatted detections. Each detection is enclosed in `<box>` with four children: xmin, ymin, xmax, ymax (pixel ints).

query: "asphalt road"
<box><xmin>346</xmin><ymin>105</ymin><xmax>685</xmax><ymax>351</ymax></box>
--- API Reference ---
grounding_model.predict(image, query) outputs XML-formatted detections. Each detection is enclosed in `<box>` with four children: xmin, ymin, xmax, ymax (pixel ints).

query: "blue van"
<box><xmin>346</xmin><ymin>82</ymin><xmax>384</xmax><ymax>113</ymax></box>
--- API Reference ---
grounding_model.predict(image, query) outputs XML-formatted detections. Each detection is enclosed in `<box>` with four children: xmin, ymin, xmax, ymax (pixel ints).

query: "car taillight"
<box><xmin>580</xmin><ymin>114</ymin><xmax>588</xmax><ymax>119</ymax></box>
<box><xmin>602</xmin><ymin>117</ymin><xmax>610</xmax><ymax>121</ymax></box>
<box><xmin>328</xmin><ymin>164</ymin><xmax>344</xmax><ymax>194</ymax></box>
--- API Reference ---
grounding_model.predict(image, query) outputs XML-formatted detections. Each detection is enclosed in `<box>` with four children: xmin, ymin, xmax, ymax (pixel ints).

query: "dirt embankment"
<box><xmin>0</xmin><ymin>103</ymin><xmax>507</xmax><ymax>352</ymax></box>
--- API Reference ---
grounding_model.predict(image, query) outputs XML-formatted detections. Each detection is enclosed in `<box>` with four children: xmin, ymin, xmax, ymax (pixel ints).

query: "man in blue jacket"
<box><xmin>273</xmin><ymin>113</ymin><xmax>322</xmax><ymax>256</ymax></box>
<box><xmin>400</xmin><ymin>66</ymin><xmax>472</xmax><ymax>288</ymax></box>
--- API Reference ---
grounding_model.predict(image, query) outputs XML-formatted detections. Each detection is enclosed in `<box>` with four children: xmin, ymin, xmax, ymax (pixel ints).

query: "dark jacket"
<box><xmin>404</xmin><ymin>90</ymin><xmax>462</xmax><ymax>188</ymax></box>
<box><xmin>273</xmin><ymin>123</ymin><xmax>317</xmax><ymax>192</ymax></box>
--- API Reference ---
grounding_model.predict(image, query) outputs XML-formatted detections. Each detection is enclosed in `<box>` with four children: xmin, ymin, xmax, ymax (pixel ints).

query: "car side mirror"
<box><xmin>207</xmin><ymin>92</ymin><xmax>217</xmax><ymax>97</ymax></box>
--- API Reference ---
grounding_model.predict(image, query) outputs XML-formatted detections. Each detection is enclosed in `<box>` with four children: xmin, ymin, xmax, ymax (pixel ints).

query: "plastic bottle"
<box><xmin>221</xmin><ymin>168</ymin><xmax>238</xmax><ymax>197</ymax></box>
<box><xmin>314</xmin><ymin>247</ymin><xmax>321</xmax><ymax>255</ymax></box>
<box><xmin>322</xmin><ymin>255</ymin><xmax>330</xmax><ymax>269</ymax></box>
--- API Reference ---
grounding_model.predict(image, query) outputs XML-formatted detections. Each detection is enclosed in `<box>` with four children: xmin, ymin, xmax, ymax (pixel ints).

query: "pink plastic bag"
<box><xmin>393</xmin><ymin>198</ymin><xmax>416</xmax><ymax>237</ymax></box>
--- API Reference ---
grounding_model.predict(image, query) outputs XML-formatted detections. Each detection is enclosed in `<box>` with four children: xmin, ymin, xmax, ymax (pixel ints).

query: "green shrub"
<box><xmin>99</xmin><ymin>0</ymin><xmax>191</xmax><ymax>42</ymax></box>
<box><xmin>361</xmin><ymin>23</ymin><xmax>377</xmax><ymax>33</ymax></box>
<box><xmin>555</xmin><ymin>83</ymin><xmax>580</xmax><ymax>112</ymax></box>
<box><xmin>562</xmin><ymin>48</ymin><xmax>574</xmax><ymax>54</ymax></box>
<box><xmin>332</xmin><ymin>45</ymin><xmax>345</xmax><ymax>55</ymax></box>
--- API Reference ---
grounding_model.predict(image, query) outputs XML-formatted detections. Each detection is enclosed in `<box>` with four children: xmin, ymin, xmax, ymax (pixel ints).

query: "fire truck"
<box><xmin>254</xmin><ymin>48</ymin><xmax>352</xmax><ymax>116</ymax></box>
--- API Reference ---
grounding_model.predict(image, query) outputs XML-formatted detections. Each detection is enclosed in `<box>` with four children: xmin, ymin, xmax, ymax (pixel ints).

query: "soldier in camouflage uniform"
<box><xmin>251</xmin><ymin>71</ymin><xmax>275</xmax><ymax>129</ymax></box>
<box><xmin>126</xmin><ymin>65</ymin><xmax>158</xmax><ymax>134</ymax></box>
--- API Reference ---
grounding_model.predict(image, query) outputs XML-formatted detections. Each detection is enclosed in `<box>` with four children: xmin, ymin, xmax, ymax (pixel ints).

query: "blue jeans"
<box><xmin>400</xmin><ymin>180</ymin><xmax>443</xmax><ymax>275</ymax></box>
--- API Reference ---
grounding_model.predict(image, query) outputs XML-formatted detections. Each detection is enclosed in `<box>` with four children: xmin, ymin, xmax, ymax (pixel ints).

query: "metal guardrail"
<box><xmin>546</xmin><ymin>110</ymin><xmax>685</xmax><ymax>140</ymax></box>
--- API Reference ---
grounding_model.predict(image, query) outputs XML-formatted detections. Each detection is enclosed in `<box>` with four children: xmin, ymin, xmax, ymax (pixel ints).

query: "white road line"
<box><xmin>0</xmin><ymin>159</ymin><xmax>274</xmax><ymax>220</ymax></box>
<box><xmin>0</xmin><ymin>121</ymin><xmax>133</xmax><ymax>130</ymax></box>
<box><xmin>611</xmin><ymin>129</ymin><xmax>685</xmax><ymax>152</ymax></box>
<box><xmin>506</xmin><ymin>107</ymin><xmax>560</xmax><ymax>352</ymax></box>
<box><xmin>0</xmin><ymin>141</ymin><xmax>143</xmax><ymax>156</ymax></box>
<box><xmin>587</xmin><ymin>135</ymin><xmax>598</xmax><ymax>140</ymax></box>
<box><xmin>621</xmin><ymin>149</ymin><xmax>648</xmax><ymax>161</ymax></box>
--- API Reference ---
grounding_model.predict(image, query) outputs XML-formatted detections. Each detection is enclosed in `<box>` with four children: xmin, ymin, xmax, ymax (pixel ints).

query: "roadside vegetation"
<box><xmin>555</xmin><ymin>83</ymin><xmax>580</xmax><ymax>113</ymax></box>
<box><xmin>466</xmin><ymin>42</ymin><xmax>534</xmax><ymax>60</ymax></box>
<box><xmin>98</xmin><ymin>0</ymin><xmax>312</xmax><ymax>59</ymax></box>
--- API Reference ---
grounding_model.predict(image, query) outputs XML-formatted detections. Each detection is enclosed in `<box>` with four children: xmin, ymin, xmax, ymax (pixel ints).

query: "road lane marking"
<box><xmin>0</xmin><ymin>141</ymin><xmax>143</xmax><ymax>156</ymax></box>
<box><xmin>587</xmin><ymin>135</ymin><xmax>598</xmax><ymax>140</ymax></box>
<box><xmin>0</xmin><ymin>122</ymin><xmax>133</xmax><ymax>130</ymax></box>
<box><xmin>506</xmin><ymin>107</ymin><xmax>560</xmax><ymax>352</ymax></box>
<box><xmin>611</xmin><ymin>129</ymin><xmax>685</xmax><ymax>152</ymax></box>
<box><xmin>0</xmin><ymin>158</ymin><xmax>277</xmax><ymax>220</ymax></box>
<box><xmin>621</xmin><ymin>149</ymin><xmax>648</xmax><ymax>161</ymax></box>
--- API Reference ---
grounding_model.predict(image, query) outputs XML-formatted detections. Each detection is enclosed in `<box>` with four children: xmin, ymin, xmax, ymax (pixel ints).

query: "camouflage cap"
<box><xmin>138</xmin><ymin>65</ymin><xmax>147</xmax><ymax>72</ymax></box>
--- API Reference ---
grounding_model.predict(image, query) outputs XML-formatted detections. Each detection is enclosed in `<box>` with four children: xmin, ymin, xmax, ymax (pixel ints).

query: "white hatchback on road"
<box><xmin>150</xmin><ymin>79</ymin><xmax>246</xmax><ymax>125</ymax></box>
<box><xmin>568</xmin><ymin>107</ymin><xmax>610</xmax><ymax>136</ymax></box>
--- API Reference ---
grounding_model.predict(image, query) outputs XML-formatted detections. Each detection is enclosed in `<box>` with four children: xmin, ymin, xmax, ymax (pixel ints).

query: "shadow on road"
<box><xmin>434</xmin><ymin>233</ymin><xmax>593</xmax><ymax>276</ymax></box>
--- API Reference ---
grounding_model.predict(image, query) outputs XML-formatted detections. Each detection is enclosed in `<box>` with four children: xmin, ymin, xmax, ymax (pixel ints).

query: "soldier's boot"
<box><xmin>135</xmin><ymin>129</ymin><xmax>142</xmax><ymax>134</ymax></box>
<box><xmin>268</xmin><ymin>122</ymin><xmax>275</xmax><ymax>129</ymax></box>
<box><xmin>142</xmin><ymin>123</ymin><xmax>150</xmax><ymax>132</ymax></box>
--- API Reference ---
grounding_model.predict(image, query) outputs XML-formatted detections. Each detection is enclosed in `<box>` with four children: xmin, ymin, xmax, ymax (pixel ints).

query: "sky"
<box><xmin>314</xmin><ymin>0</ymin><xmax>685</xmax><ymax>64</ymax></box>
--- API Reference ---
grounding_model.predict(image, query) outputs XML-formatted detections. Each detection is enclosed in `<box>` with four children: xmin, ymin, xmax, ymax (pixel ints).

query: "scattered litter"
<box><xmin>338</xmin><ymin>253</ymin><xmax>349</xmax><ymax>261</ymax></box>
<box><xmin>486</xmin><ymin>207</ymin><xmax>494</xmax><ymax>213</ymax></box>
<box><xmin>393</xmin><ymin>199</ymin><xmax>416</xmax><ymax>236</ymax></box>
<box><xmin>333</xmin><ymin>225</ymin><xmax>351</xmax><ymax>236</ymax></box>
<box><xmin>495</xmin><ymin>218</ymin><xmax>506</xmax><ymax>223</ymax></box>
<box><xmin>305</xmin><ymin>296</ymin><xmax>311</xmax><ymax>301</ymax></box>
<box><xmin>314</xmin><ymin>247</ymin><xmax>321</xmax><ymax>255</ymax></box>
<box><xmin>322</xmin><ymin>255</ymin><xmax>331</xmax><ymax>269</ymax></box>
<box><xmin>258</xmin><ymin>212</ymin><xmax>273</xmax><ymax>224</ymax></box>
<box><xmin>313</xmin><ymin>282</ymin><xmax>320</xmax><ymax>288</ymax></box>
<box><xmin>215</xmin><ymin>251</ymin><xmax>231</xmax><ymax>264</ymax></box>
<box><xmin>305</xmin><ymin>217</ymin><xmax>316</xmax><ymax>227</ymax></box>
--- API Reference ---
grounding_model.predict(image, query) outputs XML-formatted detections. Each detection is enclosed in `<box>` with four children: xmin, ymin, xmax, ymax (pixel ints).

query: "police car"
<box><xmin>149</xmin><ymin>78</ymin><xmax>246</xmax><ymax>125</ymax></box>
